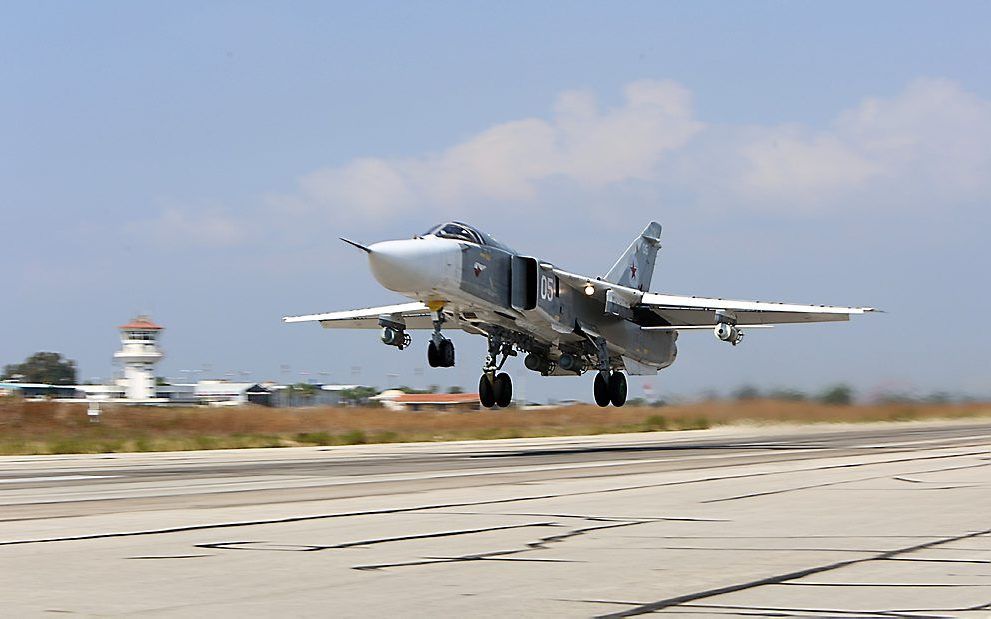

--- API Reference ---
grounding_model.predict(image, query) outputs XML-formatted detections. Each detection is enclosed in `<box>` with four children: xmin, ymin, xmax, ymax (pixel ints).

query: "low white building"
<box><xmin>194</xmin><ymin>381</ymin><xmax>274</xmax><ymax>406</ymax></box>
<box><xmin>373</xmin><ymin>389</ymin><xmax>481</xmax><ymax>411</ymax></box>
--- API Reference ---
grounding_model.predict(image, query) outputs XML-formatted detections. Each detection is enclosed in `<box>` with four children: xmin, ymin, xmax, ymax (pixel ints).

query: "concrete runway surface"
<box><xmin>1</xmin><ymin>420</ymin><xmax>989</xmax><ymax>618</ymax></box>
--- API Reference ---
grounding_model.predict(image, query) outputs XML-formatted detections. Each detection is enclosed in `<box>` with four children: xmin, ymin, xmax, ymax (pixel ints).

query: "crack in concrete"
<box><xmin>436</xmin><ymin>510</ymin><xmax>729</xmax><ymax>523</ymax></box>
<box><xmin>682</xmin><ymin>603</ymin><xmax>948</xmax><ymax>618</ymax></box>
<box><xmin>684</xmin><ymin>600</ymin><xmax>991</xmax><ymax>618</ymax></box>
<box><xmin>595</xmin><ymin>528</ymin><xmax>991</xmax><ymax>618</ymax></box>
<box><xmin>775</xmin><ymin>582</ymin><xmax>988</xmax><ymax>587</ymax></box>
<box><xmin>125</xmin><ymin>554</ymin><xmax>211</xmax><ymax>560</ymax></box>
<box><xmin>351</xmin><ymin>518</ymin><xmax>650</xmax><ymax>571</ymax></box>
<box><xmin>195</xmin><ymin>521</ymin><xmax>558</xmax><ymax>552</ymax></box>
<box><xmin>702</xmin><ymin>460</ymin><xmax>991</xmax><ymax>503</ymax></box>
<box><xmin>649</xmin><ymin>546</ymin><xmax>891</xmax><ymax>553</ymax></box>
<box><xmin>881</xmin><ymin>557</ymin><xmax>991</xmax><ymax>564</ymax></box>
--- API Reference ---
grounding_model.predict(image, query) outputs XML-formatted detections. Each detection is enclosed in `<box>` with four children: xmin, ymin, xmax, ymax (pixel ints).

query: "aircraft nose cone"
<box><xmin>367</xmin><ymin>238</ymin><xmax>462</xmax><ymax>295</ymax></box>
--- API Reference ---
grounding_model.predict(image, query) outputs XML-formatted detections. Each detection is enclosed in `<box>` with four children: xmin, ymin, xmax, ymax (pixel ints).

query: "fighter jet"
<box><xmin>284</xmin><ymin>222</ymin><xmax>875</xmax><ymax>408</ymax></box>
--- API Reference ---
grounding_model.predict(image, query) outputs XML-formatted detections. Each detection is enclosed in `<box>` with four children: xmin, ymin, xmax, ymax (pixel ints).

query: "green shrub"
<box><xmin>340</xmin><ymin>429</ymin><xmax>367</xmax><ymax>445</ymax></box>
<box><xmin>643</xmin><ymin>415</ymin><xmax>669</xmax><ymax>431</ymax></box>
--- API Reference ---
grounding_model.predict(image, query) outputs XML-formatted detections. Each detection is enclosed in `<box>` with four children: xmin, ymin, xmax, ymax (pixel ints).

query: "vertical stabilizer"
<box><xmin>603</xmin><ymin>222</ymin><xmax>662</xmax><ymax>291</ymax></box>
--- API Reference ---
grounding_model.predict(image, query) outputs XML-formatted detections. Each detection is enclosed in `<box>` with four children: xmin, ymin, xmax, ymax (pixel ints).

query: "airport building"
<box><xmin>1</xmin><ymin>315</ymin><xmax>366</xmax><ymax>408</ymax></box>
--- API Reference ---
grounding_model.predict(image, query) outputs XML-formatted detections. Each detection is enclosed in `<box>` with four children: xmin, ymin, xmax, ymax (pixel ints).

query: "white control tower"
<box><xmin>113</xmin><ymin>316</ymin><xmax>164</xmax><ymax>401</ymax></box>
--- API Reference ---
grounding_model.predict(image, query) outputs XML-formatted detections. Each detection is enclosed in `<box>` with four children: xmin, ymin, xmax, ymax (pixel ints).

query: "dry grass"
<box><xmin>0</xmin><ymin>398</ymin><xmax>988</xmax><ymax>455</ymax></box>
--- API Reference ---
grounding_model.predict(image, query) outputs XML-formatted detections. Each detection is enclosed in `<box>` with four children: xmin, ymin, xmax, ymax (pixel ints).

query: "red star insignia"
<box><xmin>630</xmin><ymin>263</ymin><xmax>637</xmax><ymax>278</ymax></box>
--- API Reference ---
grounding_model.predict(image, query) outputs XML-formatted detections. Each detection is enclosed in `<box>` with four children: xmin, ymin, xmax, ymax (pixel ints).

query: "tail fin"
<box><xmin>603</xmin><ymin>222</ymin><xmax>662</xmax><ymax>291</ymax></box>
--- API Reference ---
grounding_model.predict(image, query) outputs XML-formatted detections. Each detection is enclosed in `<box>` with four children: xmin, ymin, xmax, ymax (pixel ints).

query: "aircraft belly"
<box><xmin>600</xmin><ymin>320</ymin><xmax>677</xmax><ymax>370</ymax></box>
<box><xmin>571</xmin><ymin>288</ymin><xmax>676</xmax><ymax>371</ymax></box>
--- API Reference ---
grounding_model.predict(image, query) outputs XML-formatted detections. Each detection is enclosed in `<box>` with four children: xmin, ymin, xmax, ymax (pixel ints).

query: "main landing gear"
<box><xmin>479</xmin><ymin>372</ymin><xmax>512</xmax><ymax>408</ymax></box>
<box><xmin>478</xmin><ymin>333</ymin><xmax>515</xmax><ymax>409</ymax></box>
<box><xmin>593</xmin><ymin>370</ymin><xmax>627</xmax><ymax>407</ymax></box>
<box><xmin>427</xmin><ymin>308</ymin><xmax>455</xmax><ymax>368</ymax></box>
<box><xmin>583</xmin><ymin>333</ymin><xmax>626</xmax><ymax>407</ymax></box>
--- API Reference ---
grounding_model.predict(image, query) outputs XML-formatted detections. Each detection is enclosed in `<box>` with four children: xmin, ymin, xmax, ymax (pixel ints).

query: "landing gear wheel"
<box><xmin>427</xmin><ymin>341</ymin><xmax>439</xmax><ymax>368</ymax></box>
<box><xmin>494</xmin><ymin>372</ymin><xmax>513</xmax><ymax>408</ymax></box>
<box><xmin>609</xmin><ymin>371</ymin><xmax>627</xmax><ymax>407</ymax></box>
<box><xmin>593</xmin><ymin>372</ymin><xmax>610</xmax><ymax>407</ymax></box>
<box><xmin>478</xmin><ymin>375</ymin><xmax>496</xmax><ymax>408</ymax></box>
<box><xmin>439</xmin><ymin>339</ymin><xmax>455</xmax><ymax>367</ymax></box>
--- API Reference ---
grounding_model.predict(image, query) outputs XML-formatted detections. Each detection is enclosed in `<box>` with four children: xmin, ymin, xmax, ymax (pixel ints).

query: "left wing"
<box><xmin>283</xmin><ymin>302</ymin><xmax>436</xmax><ymax>329</ymax></box>
<box><xmin>547</xmin><ymin>265</ymin><xmax>874</xmax><ymax>326</ymax></box>
<box><xmin>638</xmin><ymin>293</ymin><xmax>876</xmax><ymax>326</ymax></box>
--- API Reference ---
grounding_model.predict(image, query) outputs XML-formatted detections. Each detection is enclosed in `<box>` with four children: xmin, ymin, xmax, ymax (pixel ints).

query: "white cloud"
<box><xmin>144</xmin><ymin>77</ymin><xmax>991</xmax><ymax>245</ymax></box>
<box><xmin>735</xmin><ymin>129</ymin><xmax>881</xmax><ymax>200</ymax></box>
<box><xmin>287</xmin><ymin>79</ymin><xmax>704</xmax><ymax>219</ymax></box>
<box><xmin>725</xmin><ymin>78</ymin><xmax>991</xmax><ymax>210</ymax></box>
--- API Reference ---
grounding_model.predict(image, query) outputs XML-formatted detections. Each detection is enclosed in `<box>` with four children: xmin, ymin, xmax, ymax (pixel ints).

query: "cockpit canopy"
<box><xmin>424</xmin><ymin>222</ymin><xmax>483</xmax><ymax>244</ymax></box>
<box><xmin>422</xmin><ymin>222</ymin><xmax>515</xmax><ymax>252</ymax></box>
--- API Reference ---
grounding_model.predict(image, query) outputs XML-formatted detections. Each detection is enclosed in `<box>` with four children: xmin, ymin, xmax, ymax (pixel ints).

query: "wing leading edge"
<box><xmin>283</xmin><ymin>302</ymin><xmax>435</xmax><ymax>330</ymax></box>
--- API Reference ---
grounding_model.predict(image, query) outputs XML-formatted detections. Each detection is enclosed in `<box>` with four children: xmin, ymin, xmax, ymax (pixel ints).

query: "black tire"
<box><xmin>427</xmin><ymin>340</ymin><xmax>439</xmax><ymax>368</ymax></box>
<box><xmin>478</xmin><ymin>375</ymin><xmax>496</xmax><ymax>408</ymax></box>
<box><xmin>593</xmin><ymin>372</ymin><xmax>610</xmax><ymax>407</ymax></box>
<box><xmin>494</xmin><ymin>372</ymin><xmax>513</xmax><ymax>408</ymax></box>
<box><xmin>609</xmin><ymin>371</ymin><xmax>627</xmax><ymax>407</ymax></box>
<box><xmin>439</xmin><ymin>339</ymin><xmax>455</xmax><ymax>367</ymax></box>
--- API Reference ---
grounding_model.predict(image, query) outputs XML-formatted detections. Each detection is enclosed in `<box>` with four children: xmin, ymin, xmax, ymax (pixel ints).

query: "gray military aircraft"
<box><xmin>284</xmin><ymin>221</ymin><xmax>874</xmax><ymax>408</ymax></box>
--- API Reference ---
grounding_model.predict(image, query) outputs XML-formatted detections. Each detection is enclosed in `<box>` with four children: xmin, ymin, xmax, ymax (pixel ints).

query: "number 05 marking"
<box><xmin>539</xmin><ymin>275</ymin><xmax>554</xmax><ymax>301</ymax></box>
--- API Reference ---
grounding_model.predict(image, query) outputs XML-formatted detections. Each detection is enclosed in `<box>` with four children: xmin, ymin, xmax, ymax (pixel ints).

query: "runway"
<box><xmin>1</xmin><ymin>420</ymin><xmax>989</xmax><ymax>617</ymax></box>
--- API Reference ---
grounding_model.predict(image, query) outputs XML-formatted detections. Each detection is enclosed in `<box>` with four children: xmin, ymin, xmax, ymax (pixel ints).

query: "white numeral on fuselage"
<box><xmin>539</xmin><ymin>275</ymin><xmax>554</xmax><ymax>301</ymax></box>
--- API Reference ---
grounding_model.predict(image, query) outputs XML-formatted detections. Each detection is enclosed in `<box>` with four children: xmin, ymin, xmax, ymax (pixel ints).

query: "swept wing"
<box><xmin>283</xmin><ymin>302</ymin><xmax>438</xmax><ymax>330</ymax></box>
<box><xmin>549</xmin><ymin>266</ymin><xmax>874</xmax><ymax>326</ymax></box>
<box><xmin>639</xmin><ymin>293</ymin><xmax>876</xmax><ymax>326</ymax></box>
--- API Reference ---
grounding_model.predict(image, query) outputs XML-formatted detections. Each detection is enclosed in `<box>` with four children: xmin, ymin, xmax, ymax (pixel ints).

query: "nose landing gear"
<box><xmin>427</xmin><ymin>339</ymin><xmax>455</xmax><ymax>368</ymax></box>
<box><xmin>427</xmin><ymin>307</ymin><xmax>455</xmax><ymax>368</ymax></box>
<box><xmin>478</xmin><ymin>333</ymin><xmax>515</xmax><ymax>408</ymax></box>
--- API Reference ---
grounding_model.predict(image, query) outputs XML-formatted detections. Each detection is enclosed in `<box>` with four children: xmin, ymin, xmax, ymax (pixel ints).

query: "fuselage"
<box><xmin>364</xmin><ymin>223</ymin><xmax>677</xmax><ymax>375</ymax></box>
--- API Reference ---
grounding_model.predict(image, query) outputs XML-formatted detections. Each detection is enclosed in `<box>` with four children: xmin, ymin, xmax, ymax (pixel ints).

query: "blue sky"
<box><xmin>3</xmin><ymin>2</ymin><xmax>989</xmax><ymax>400</ymax></box>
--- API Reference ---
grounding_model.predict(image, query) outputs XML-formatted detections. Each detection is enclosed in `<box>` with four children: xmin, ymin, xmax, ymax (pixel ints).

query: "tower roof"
<box><xmin>119</xmin><ymin>315</ymin><xmax>163</xmax><ymax>331</ymax></box>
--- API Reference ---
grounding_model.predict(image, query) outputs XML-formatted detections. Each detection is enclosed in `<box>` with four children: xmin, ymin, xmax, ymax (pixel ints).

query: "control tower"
<box><xmin>113</xmin><ymin>316</ymin><xmax>164</xmax><ymax>401</ymax></box>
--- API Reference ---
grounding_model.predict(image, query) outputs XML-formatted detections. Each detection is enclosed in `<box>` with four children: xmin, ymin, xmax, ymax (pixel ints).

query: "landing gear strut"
<box><xmin>478</xmin><ymin>333</ymin><xmax>515</xmax><ymax>408</ymax></box>
<box><xmin>427</xmin><ymin>309</ymin><xmax>455</xmax><ymax>368</ymax></box>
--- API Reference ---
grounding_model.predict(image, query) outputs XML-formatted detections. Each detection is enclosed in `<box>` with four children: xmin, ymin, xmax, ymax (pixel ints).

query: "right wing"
<box><xmin>283</xmin><ymin>302</ymin><xmax>437</xmax><ymax>329</ymax></box>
